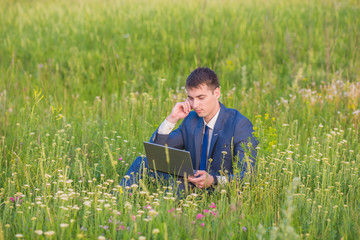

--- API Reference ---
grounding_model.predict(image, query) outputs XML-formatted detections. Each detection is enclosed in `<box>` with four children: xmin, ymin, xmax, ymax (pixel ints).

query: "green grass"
<box><xmin>0</xmin><ymin>0</ymin><xmax>360</xmax><ymax>239</ymax></box>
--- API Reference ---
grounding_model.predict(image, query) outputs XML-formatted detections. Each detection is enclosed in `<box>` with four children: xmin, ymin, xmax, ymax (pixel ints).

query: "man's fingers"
<box><xmin>185</xmin><ymin>101</ymin><xmax>191</xmax><ymax>113</ymax></box>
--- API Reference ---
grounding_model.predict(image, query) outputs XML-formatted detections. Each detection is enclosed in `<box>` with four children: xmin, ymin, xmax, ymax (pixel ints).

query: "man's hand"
<box><xmin>166</xmin><ymin>100</ymin><xmax>192</xmax><ymax>124</ymax></box>
<box><xmin>188</xmin><ymin>170</ymin><xmax>214</xmax><ymax>189</ymax></box>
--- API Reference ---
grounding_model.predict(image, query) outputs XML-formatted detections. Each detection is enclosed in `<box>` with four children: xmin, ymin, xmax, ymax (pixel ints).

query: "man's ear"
<box><xmin>214</xmin><ymin>87</ymin><xmax>220</xmax><ymax>99</ymax></box>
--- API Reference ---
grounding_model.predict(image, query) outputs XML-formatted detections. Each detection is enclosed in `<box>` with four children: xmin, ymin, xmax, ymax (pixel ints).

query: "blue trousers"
<box><xmin>119</xmin><ymin>156</ymin><xmax>194</xmax><ymax>195</ymax></box>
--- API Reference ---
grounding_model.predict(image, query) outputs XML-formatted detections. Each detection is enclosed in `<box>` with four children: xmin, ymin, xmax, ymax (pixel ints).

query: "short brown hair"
<box><xmin>186</xmin><ymin>67</ymin><xmax>219</xmax><ymax>90</ymax></box>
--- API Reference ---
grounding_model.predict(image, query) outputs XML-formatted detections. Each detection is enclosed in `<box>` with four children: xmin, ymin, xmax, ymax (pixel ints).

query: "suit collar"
<box><xmin>203</xmin><ymin>106</ymin><xmax>221</xmax><ymax>130</ymax></box>
<box><xmin>207</xmin><ymin>102</ymin><xmax>227</xmax><ymax>164</ymax></box>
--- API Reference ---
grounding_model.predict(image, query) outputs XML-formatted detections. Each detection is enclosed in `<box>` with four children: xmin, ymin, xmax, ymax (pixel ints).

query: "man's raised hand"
<box><xmin>166</xmin><ymin>100</ymin><xmax>192</xmax><ymax>124</ymax></box>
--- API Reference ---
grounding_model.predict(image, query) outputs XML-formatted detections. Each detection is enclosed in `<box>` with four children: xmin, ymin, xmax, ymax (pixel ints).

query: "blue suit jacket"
<box><xmin>149</xmin><ymin>102</ymin><xmax>258</xmax><ymax>181</ymax></box>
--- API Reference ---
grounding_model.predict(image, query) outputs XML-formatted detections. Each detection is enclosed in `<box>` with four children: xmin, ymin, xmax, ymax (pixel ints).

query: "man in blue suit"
<box><xmin>120</xmin><ymin>67</ymin><xmax>258</xmax><ymax>190</ymax></box>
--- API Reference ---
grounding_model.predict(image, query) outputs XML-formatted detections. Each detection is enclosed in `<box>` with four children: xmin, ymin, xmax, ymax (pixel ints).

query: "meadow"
<box><xmin>0</xmin><ymin>0</ymin><xmax>360</xmax><ymax>239</ymax></box>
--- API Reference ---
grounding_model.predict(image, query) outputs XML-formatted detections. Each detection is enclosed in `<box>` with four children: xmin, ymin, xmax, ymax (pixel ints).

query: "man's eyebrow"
<box><xmin>188</xmin><ymin>94</ymin><xmax>206</xmax><ymax>98</ymax></box>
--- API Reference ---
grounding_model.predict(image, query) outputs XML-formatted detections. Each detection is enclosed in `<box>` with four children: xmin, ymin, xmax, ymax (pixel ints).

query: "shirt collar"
<box><xmin>203</xmin><ymin>107</ymin><xmax>221</xmax><ymax>130</ymax></box>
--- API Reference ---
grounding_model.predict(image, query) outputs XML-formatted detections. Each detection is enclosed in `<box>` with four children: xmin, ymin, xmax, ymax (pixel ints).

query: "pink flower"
<box><xmin>209</xmin><ymin>202</ymin><xmax>216</xmax><ymax>209</ymax></box>
<box><xmin>201</xmin><ymin>223</ymin><xmax>205</xmax><ymax>227</ymax></box>
<box><xmin>192</xmin><ymin>221</ymin><xmax>196</xmax><ymax>224</ymax></box>
<box><xmin>196</xmin><ymin>214</ymin><xmax>205</xmax><ymax>220</ymax></box>
<box><xmin>132</xmin><ymin>215</ymin><xmax>136</xmax><ymax>221</ymax></box>
<box><xmin>10</xmin><ymin>197</ymin><xmax>15</xmax><ymax>202</ymax></box>
<box><xmin>242</xmin><ymin>226</ymin><xmax>247</xmax><ymax>232</ymax></box>
<box><xmin>203</xmin><ymin>209</ymin><xmax>210</xmax><ymax>213</ymax></box>
<box><xmin>211</xmin><ymin>211</ymin><xmax>217</xmax><ymax>217</ymax></box>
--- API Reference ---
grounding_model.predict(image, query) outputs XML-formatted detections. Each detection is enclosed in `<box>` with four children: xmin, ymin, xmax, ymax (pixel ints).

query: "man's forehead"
<box><xmin>186</xmin><ymin>84</ymin><xmax>212</xmax><ymax>93</ymax></box>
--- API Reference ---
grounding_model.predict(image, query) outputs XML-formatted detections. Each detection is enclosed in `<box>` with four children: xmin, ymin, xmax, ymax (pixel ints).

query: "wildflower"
<box><xmin>209</xmin><ymin>202</ymin><xmax>216</xmax><ymax>209</ymax></box>
<box><xmin>196</xmin><ymin>214</ymin><xmax>205</xmax><ymax>220</ymax></box>
<box><xmin>149</xmin><ymin>209</ymin><xmax>158</xmax><ymax>217</ymax></box>
<box><xmin>221</xmin><ymin>189</ymin><xmax>227</xmax><ymax>194</ymax></box>
<box><xmin>44</xmin><ymin>231</ymin><xmax>55</xmax><ymax>236</ymax></box>
<box><xmin>35</xmin><ymin>230</ymin><xmax>43</xmax><ymax>235</ymax></box>
<box><xmin>139</xmin><ymin>236</ymin><xmax>146</xmax><ymax>240</ymax></box>
<box><xmin>83</xmin><ymin>201</ymin><xmax>92</xmax><ymax>207</ymax></box>
<box><xmin>98</xmin><ymin>236</ymin><xmax>106</xmax><ymax>240</ymax></box>
<box><xmin>242</xmin><ymin>226</ymin><xmax>247</xmax><ymax>232</ymax></box>
<box><xmin>203</xmin><ymin>209</ymin><xmax>210</xmax><ymax>213</ymax></box>
<box><xmin>150</xmin><ymin>228</ymin><xmax>159</xmax><ymax>235</ymax></box>
<box><xmin>60</xmin><ymin>223</ymin><xmax>69</xmax><ymax>228</ymax></box>
<box><xmin>15</xmin><ymin>234</ymin><xmax>23</xmax><ymax>238</ymax></box>
<box><xmin>10</xmin><ymin>197</ymin><xmax>15</xmax><ymax>202</ymax></box>
<box><xmin>201</xmin><ymin>223</ymin><xmax>205</xmax><ymax>227</ymax></box>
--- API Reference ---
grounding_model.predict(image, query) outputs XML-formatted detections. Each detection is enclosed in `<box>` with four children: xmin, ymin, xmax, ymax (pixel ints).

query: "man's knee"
<box><xmin>133</xmin><ymin>156</ymin><xmax>147</xmax><ymax>166</ymax></box>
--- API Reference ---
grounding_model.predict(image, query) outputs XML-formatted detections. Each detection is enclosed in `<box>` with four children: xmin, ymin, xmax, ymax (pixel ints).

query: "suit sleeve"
<box><xmin>149</xmin><ymin>122</ymin><xmax>185</xmax><ymax>150</ymax></box>
<box><xmin>229</xmin><ymin>119</ymin><xmax>258</xmax><ymax>181</ymax></box>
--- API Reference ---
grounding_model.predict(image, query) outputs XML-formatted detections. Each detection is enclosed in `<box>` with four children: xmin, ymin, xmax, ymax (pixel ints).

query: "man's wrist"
<box><xmin>166</xmin><ymin>115</ymin><xmax>178</xmax><ymax>124</ymax></box>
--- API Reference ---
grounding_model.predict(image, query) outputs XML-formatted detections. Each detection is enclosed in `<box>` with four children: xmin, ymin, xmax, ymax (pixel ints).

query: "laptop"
<box><xmin>143</xmin><ymin>141</ymin><xmax>195</xmax><ymax>177</ymax></box>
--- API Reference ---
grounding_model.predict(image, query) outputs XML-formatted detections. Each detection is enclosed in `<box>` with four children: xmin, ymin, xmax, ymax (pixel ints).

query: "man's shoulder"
<box><xmin>221</xmin><ymin>104</ymin><xmax>253</xmax><ymax>126</ymax></box>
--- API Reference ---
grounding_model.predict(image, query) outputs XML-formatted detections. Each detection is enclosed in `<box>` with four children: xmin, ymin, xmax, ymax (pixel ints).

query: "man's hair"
<box><xmin>186</xmin><ymin>67</ymin><xmax>219</xmax><ymax>90</ymax></box>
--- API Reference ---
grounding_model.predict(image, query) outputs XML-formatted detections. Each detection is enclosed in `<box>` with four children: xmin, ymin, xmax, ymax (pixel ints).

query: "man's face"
<box><xmin>186</xmin><ymin>84</ymin><xmax>220</xmax><ymax>122</ymax></box>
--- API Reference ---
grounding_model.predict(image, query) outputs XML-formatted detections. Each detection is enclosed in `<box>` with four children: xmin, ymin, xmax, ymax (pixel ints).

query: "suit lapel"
<box><xmin>194</xmin><ymin>119</ymin><xmax>204</xmax><ymax>170</ymax></box>
<box><xmin>208</xmin><ymin>104</ymin><xmax>226</xmax><ymax>163</ymax></box>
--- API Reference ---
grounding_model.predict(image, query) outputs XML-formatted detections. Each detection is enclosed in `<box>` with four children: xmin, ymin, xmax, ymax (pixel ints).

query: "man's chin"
<box><xmin>195</xmin><ymin>112</ymin><xmax>205</xmax><ymax>118</ymax></box>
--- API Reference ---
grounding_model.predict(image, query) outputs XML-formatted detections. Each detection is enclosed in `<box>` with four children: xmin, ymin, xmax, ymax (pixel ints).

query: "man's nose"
<box><xmin>193</xmin><ymin>99</ymin><xmax>199</xmax><ymax>108</ymax></box>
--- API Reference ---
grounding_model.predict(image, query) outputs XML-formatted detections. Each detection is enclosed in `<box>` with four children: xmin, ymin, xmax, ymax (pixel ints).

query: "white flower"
<box><xmin>44</xmin><ymin>231</ymin><xmax>55</xmax><ymax>236</ymax></box>
<box><xmin>148</xmin><ymin>209</ymin><xmax>158</xmax><ymax>217</ymax></box>
<box><xmin>60</xmin><ymin>223</ymin><xmax>69</xmax><ymax>228</ymax></box>
<box><xmin>15</xmin><ymin>234</ymin><xmax>23</xmax><ymax>238</ymax></box>
<box><xmin>83</xmin><ymin>201</ymin><xmax>92</xmax><ymax>207</ymax></box>
<box><xmin>152</xmin><ymin>228</ymin><xmax>160</xmax><ymax>234</ymax></box>
<box><xmin>34</xmin><ymin>230</ymin><xmax>43</xmax><ymax>235</ymax></box>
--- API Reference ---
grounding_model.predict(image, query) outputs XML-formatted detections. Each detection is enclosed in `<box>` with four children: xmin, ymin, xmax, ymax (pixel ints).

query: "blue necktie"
<box><xmin>200</xmin><ymin>125</ymin><xmax>209</xmax><ymax>170</ymax></box>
